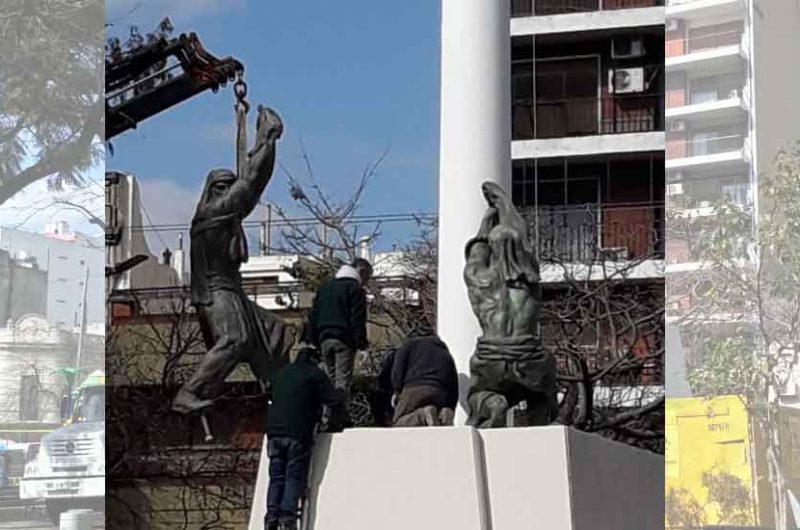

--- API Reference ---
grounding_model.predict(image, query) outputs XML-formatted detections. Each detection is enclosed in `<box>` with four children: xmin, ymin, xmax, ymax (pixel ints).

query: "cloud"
<box><xmin>136</xmin><ymin>178</ymin><xmax>199</xmax><ymax>252</ymax></box>
<box><xmin>0</xmin><ymin>176</ymin><xmax>104</xmax><ymax>238</ymax></box>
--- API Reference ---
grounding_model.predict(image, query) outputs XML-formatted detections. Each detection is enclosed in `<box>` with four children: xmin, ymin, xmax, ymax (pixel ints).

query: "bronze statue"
<box><xmin>464</xmin><ymin>182</ymin><xmax>557</xmax><ymax>428</ymax></box>
<box><xmin>172</xmin><ymin>106</ymin><xmax>294</xmax><ymax>414</ymax></box>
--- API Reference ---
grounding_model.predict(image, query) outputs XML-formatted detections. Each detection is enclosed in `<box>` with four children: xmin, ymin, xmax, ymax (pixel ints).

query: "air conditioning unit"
<box><xmin>611</xmin><ymin>37</ymin><xmax>646</xmax><ymax>59</ymax></box>
<box><xmin>609</xmin><ymin>67</ymin><xmax>645</xmax><ymax>94</ymax></box>
<box><xmin>669</xmin><ymin>120</ymin><xmax>686</xmax><ymax>132</ymax></box>
<box><xmin>667</xmin><ymin>182</ymin><xmax>684</xmax><ymax>196</ymax></box>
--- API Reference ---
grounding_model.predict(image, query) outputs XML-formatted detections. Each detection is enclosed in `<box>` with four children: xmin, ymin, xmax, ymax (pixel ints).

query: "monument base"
<box><xmin>248</xmin><ymin>426</ymin><xmax>662</xmax><ymax>530</ymax></box>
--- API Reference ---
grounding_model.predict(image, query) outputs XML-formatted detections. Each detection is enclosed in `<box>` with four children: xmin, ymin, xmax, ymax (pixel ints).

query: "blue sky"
<box><xmin>106</xmin><ymin>0</ymin><xmax>441</xmax><ymax>253</ymax></box>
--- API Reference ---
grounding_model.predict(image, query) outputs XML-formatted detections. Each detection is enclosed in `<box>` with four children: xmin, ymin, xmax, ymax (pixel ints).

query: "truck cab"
<box><xmin>20</xmin><ymin>370</ymin><xmax>105</xmax><ymax>525</ymax></box>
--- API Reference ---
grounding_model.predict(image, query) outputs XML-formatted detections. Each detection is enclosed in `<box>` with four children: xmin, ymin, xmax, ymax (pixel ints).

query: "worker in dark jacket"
<box><xmin>374</xmin><ymin>347</ymin><xmax>398</xmax><ymax>426</ymax></box>
<box><xmin>390</xmin><ymin>329</ymin><xmax>459</xmax><ymax>427</ymax></box>
<box><xmin>308</xmin><ymin>258</ymin><xmax>372</xmax><ymax>403</ymax></box>
<box><xmin>264</xmin><ymin>346</ymin><xmax>346</xmax><ymax>530</ymax></box>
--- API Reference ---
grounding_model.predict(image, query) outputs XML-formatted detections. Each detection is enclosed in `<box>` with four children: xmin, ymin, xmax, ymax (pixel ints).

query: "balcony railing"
<box><xmin>512</xmin><ymin>0</ymin><xmax>664</xmax><ymax>17</ymax></box>
<box><xmin>513</xmin><ymin>94</ymin><xmax>663</xmax><ymax>140</ymax></box>
<box><xmin>666</xmin><ymin>85</ymin><xmax>744</xmax><ymax>109</ymax></box>
<box><xmin>665</xmin><ymin>30</ymin><xmax>743</xmax><ymax>57</ymax></box>
<box><xmin>667</xmin><ymin>134</ymin><xmax>745</xmax><ymax>159</ymax></box>
<box><xmin>521</xmin><ymin>204</ymin><xmax>665</xmax><ymax>262</ymax></box>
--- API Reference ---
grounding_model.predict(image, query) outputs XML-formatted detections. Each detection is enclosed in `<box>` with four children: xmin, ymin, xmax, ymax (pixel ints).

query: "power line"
<box><xmin>126</xmin><ymin>211</ymin><xmax>437</xmax><ymax>233</ymax></box>
<box><xmin>139</xmin><ymin>200</ymin><xmax>168</xmax><ymax>247</ymax></box>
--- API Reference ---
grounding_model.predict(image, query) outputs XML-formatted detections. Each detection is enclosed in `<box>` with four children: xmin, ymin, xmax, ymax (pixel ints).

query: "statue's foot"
<box><xmin>468</xmin><ymin>391</ymin><xmax>509</xmax><ymax>428</ymax></box>
<box><xmin>422</xmin><ymin>406</ymin><xmax>439</xmax><ymax>426</ymax></box>
<box><xmin>439</xmin><ymin>408</ymin><xmax>455</xmax><ymax>426</ymax></box>
<box><xmin>171</xmin><ymin>389</ymin><xmax>214</xmax><ymax>414</ymax></box>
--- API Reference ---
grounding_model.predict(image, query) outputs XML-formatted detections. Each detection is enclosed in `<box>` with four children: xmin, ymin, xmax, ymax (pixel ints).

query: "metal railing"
<box><xmin>512</xmin><ymin>0</ymin><xmax>663</xmax><ymax>17</ymax></box>
<box><xmin>513</xmin><ymin>94</ymin><xmax>663</xmax><ymax>140</ymax></box>
<box><xmin>521</xmin><ymin>203</ymin><xmax>665</xmax><ymax>262</ymax></box>
<box><xmin>668</xmin><ymin>134</ymin><xmax>746</xmax><ymax>159</ymax></box>
<box><xmin>665</xmin><ymin>30</ymin><xmax>743</xmax><ymax>57</ymax></box>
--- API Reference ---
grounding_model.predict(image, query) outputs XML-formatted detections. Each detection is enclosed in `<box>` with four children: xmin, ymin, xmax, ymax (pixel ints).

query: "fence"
<box><xmin>667</xmin><ymin>134</ymin><xmax>746</xmax><ymax>160</ymax></box>
<box><xmin>512</xmin><ymin>0</ymin><xmax>664</xmax><ymax>17</ymax></box>
<box><xmin>665</xmin><ymin>30</ymin><xmax>744</xmax><ymax>57</ymax></box>
<box><xmin>513</xmin><ymin>94</ymin><xmax>663</xmax><ymax>140</ymax></box>
<box><xmin>522</xmin><ymin>203</ymin><xmax>665</xmax><ymax>262</ymax></box>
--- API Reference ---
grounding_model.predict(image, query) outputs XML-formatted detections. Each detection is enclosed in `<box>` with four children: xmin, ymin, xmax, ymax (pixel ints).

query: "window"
<box><xmin>511</xmin><ymin>0</ymin><xmax>533</xmax><ymax>17</ymax></box>
<box><xmin>722</xmin><ymin>182</ymin><xmax>750</xmax><ymax>206</ymax></box>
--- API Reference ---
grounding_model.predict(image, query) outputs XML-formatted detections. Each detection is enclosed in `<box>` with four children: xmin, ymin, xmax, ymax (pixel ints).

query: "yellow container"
<box><xmin>666</xmin><ymin>395</ymin><xmax>762</xmax><ymax>526</ymax></box>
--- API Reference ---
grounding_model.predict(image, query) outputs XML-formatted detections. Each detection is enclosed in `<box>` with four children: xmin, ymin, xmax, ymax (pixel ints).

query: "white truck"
<box><xmin>20</xmin><ymin>370</ymin><xmax>105</xmax><ymax>525</ymax></box>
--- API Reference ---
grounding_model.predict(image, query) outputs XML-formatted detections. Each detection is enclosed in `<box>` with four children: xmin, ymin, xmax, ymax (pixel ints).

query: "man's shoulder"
<box><xmin>319</xmin><ymin>276</ymin><xmax>360</xmax><ymax>294</ymax></box>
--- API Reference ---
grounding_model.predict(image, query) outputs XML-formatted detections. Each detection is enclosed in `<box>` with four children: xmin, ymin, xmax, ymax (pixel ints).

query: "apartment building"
<box><xmin>509</xmin><ymin>1</ymin><xmax>666</xmax><ymax>394</ymax></box>
<box><xmin>511</xmin><ymin>0</ymin><xmax>665</xmax><ymax>268</ymax></box>
<box><xmin>665</xmin><ymin>0</ymin><xmax>800</xmax><ymax>268</ymax></box>
<box><xmin>664</xmin><ymin>0</ymin><xmax>800</xmax><ymax>377</ymax></box>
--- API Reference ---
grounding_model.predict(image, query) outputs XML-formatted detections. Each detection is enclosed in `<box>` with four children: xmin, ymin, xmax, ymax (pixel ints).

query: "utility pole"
<box><xmin>266</xmin><ymin>204</ymin><xmax>272</xmax><ymax>255</ymax></box>
<box><xmin>75</xmin><ymin>266</ymin><xmax>89</xmax><ymax>369</ymax></box>
<box><xmin>260</xmin><ymin>204</ymin><xmax>273</xmax><ymax>256</ymax></box>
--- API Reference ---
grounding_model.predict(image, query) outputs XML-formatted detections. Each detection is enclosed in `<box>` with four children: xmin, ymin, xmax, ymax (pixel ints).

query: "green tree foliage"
<box><xmin>0</xmin><ymin>0</ymin><xmax>103</xmax><ymax>204</ymax></box>
<box><xmin>673</xmin><ymin>141</ymin><xmax>800</xmax><ymax>530</ymax></box>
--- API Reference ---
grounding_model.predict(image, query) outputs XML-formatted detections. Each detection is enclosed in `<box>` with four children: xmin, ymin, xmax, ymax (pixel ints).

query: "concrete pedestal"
<box><xmin>248</xmin><ymin>426</ymin><xmax>662</xmax><ymax>530</ymax></box>
<box><xmin>481</xmin><ymin>426</ymin><xmax>663</xmax><ymax>530</ymax></box>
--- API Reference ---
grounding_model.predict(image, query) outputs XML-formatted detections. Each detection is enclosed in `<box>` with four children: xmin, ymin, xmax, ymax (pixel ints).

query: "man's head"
<box><xmin>352</xmin><ymin>258</ymin><xmax>373</xmax><ymax>284</ymax></box>
<box><xmin>295</xmin><ymin>344</ymin><xmax>321</xmax><ymax>364</ymax></box>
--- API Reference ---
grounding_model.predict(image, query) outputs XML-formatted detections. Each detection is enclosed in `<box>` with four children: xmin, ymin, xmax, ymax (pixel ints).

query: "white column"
<box><xmin>438</xmin><ymin>0</ymin><xmax>511</xmax><ymax>423</ymax></box>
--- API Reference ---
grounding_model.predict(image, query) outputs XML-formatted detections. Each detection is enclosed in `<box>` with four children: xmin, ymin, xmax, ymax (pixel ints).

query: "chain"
<box><xmin>233</xmin><ymin>69</ymin><xmax>250</xmax><ymax>114</ymax></box>
<box><xmin>234</xmin><ymin>69</ymin><xmax>249</xmax><ymax>178</ymax></box>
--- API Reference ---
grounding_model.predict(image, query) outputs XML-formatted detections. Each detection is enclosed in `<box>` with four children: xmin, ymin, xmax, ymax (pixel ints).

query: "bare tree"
<box><xmin>269</xmin><ymin>151</ymin><xmax>664</xmax><ymax>448</ymax></box>
<box><xmin>270</xmin><ymin>147</ymin><xmax>387</xmax><ymax>279</ymax></box>
<box><xmin>107</xmin><ymin>288</ymin><xmax>264</xmax><ymax>529</ymax></box>
<box><xmin>538</xmin><ymin>238</ymin><xmax>665</xmax><ymax>452</ymax></box>
<box><xmin>4</xmin><ymin>176</ymin><xmax>105</xmax><ymax>232</ymax></box>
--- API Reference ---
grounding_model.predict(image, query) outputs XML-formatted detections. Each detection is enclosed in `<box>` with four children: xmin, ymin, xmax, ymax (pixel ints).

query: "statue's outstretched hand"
<box><xmin>250</xmin><ymin>106</ymin><xmax>283</xmax><ymax>157</ymax></box>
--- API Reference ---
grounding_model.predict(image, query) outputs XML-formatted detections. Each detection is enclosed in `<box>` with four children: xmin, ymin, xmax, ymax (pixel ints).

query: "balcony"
<box><xmin>666</xmin><ymin>0</ymin><xmax>745</xmax><ymax>21</ymax></box>
<box><xmin>511</xmin><ymin>0</ymin><xmax>664</xmax><ymax>17</ymax></box>
<box><xmin>513</xmin><ymin>94</ymin><xmax>663</xmax><ymax>140</ymax></box>
<box><xmin>666</xmin><ymin>133</ymin><xmax>749</xmax><ymax>170</ymax></box>
<box><xmin>665</xmin><ymin>31</ymin><xmax>747</xmax><ymax>73</ymax></box>
<box><xmin>665</xmin><ymin>87</ymin><xmax>748</xmax><ymax>122</ymax></box>
<box><xmin>522</xmin><ymin>203</ymin><xmax>665</xmax><ymax>263</ymax></box>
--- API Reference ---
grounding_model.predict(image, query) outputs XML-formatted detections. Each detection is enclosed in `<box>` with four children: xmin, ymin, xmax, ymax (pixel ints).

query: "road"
<box><xmin>0</xmin><ymin>507</ymin><xmax>54</xmax><ymax>529</ymax></box>
<box><xmin>0</xmin><ymin>507</ymin><xmax>104</xmax><ymax>529</ymax></box>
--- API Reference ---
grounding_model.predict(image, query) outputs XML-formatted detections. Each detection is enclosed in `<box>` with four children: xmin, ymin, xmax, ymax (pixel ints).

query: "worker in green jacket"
<box><xmin>308</xmin><ymin>259</ymin><xmax>372</xmax><ymax>406</ymax></box>
<box><xmin>264</xmin><ymin>346</ymin><xmax>346</xmax><ymax>530</ymax></box>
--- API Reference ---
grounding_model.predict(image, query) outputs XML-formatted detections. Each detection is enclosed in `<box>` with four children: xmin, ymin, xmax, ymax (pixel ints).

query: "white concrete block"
<box><xmin>249</xmin><ymin>427</ymin><xmax>488</xmax><ymax>530</ymax></box>
<box><xmin>249</xmin><ymin>426</ymin><xmax>664</xmax><ymax>530</ymax></box>
<box><xmin>481</xmin><ymin>426</ymin><xmax>663</xmax><ymax>530</ymax></box>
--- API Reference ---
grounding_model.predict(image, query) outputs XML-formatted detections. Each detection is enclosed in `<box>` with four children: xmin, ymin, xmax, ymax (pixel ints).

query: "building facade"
<box><xmin>508</xmin><ymin>0</ymin><xmax>666</xmax><ymax>422</ymax></box>
<box><xmin>0</xmin><ymin>314</ymin><xmax>103</xmax><ymax>426</ymax></box>
<box><xmin>511</xmin><ymin>0</ymin><xmax>665</xmax><ymax>269</ymax></box>
<box><xmin>0</xmin><ymin>225</ymin><xmax>104</xmax><ymax>328</ymax></box>
<box><xmin>665</xmin><ymin>0</ymin><xmax>800</xmax><ymax>272</ymax></box>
